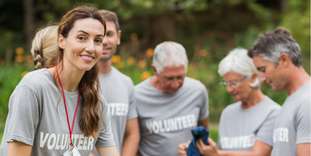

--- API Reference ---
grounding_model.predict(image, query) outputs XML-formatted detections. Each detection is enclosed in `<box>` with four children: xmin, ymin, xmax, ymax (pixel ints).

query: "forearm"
<box><xmin>297</xmin><ymin>143</ymin><xmax>311</xmax><ymax>156</ymax></box>
<box><xmin>7</xmin><ymin>141</ymin><xmax>32</xmax><ymax>156</ymax></box>
<box><xmin>218</xmin><ymin>150</ymin><xmax>259</xmax><ymax>156</ymax></box>
<box><xmin>121</xmin><ymin>134</ymin><xmax>139</xmax><ymax>156</ymax></box>
<box><xmin>97</xmin><ymin>146</ymin><xmax>120</xmax><ymax>156</ymax></box>
<box><xmin>121</xmin><ymin>118</ymin><xmax>140</xmax><ymax>156</ymax></box>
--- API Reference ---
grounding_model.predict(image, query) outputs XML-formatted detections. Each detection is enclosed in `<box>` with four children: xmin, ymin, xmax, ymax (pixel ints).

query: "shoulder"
<box><xmin>219</xmin><ymin>102</ymin><xmax>240</xmax><ymax>122</ymax></box>
<box><xmin>262</xmin><ymin>96</ymin><xmax>281</xmax><ymax>111</ymax></box>
<box><xmin>222</xmin><ymin>102</ymin><xmax>240</xmax><ymax>115</ymax></box>
<box><xmin>112</xmin><ymin>67</ymin><xmax>134</xmax><ymax>87</ymax></box>
<box><xmin>184</xmin><ymin>77</ymin><xmax>208</xmax><ymax>92</ymax></box>
<box><xmin>18</xmin><ymin>68</ymin><xmax>53</xmax><ymax>91</ymax></box>
<box><xmin>135</xmin><ymin>78</ymin><xmax>150</xmax><ymax>90</ymax></box>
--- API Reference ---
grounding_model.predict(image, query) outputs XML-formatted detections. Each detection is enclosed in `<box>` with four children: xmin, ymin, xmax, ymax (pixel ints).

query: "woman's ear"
<box><xmin>249</xmin><ymin>74</ymin><xmax>260</xmax><ymax>89</ymax></box>
<box><xmin>58</xmin><ymin>35</ymin><xmax>66</xmax><ymax>50</ymax></box>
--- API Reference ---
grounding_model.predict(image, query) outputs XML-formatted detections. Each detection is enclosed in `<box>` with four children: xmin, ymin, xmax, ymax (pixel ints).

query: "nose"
<box><xmin>226</xmin><ymin>85</ymin><xmax>235</xmax><ymax>94</ymax></box>
<box><xmin>85</xmin><ymin>40</ymin><xmax>96</xmax><ymax>53</ymax></box>
<box><xmin>258</xmin><ymin>73</ymin><xmax>266</xmax><ymax>82</ymax></box>
<box><xmin>102</xmin><ymin>36</ymin><xmax>108</xmax><ymax>46</ymax></box>
<box><xmin>171</xmin><ymin>79</ymin><xmax>182</xmax><ymax>88</ymax></box>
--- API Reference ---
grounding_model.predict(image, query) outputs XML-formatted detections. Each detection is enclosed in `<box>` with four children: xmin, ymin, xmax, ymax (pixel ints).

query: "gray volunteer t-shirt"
<box><xmin>218</xmin><ymin>96</ymin><xmax>280</xmax><ymax>150</ymax></box>
<box><xmin>99</xmin><ymin>67</ymin><xmax>136</xmax><ymax>151</ymax></box>
<box><xmin>272</xmin><ymin>81</ymin><xmax>311</xmax><ymax>156</ymax></box>
<box><xmin>0</xmin><ymin>69</ymin><xmax>115</xmax><ymax>156</ymax></box>
<box><xmin>134</xmin><ymin>77</ymin><xmax>209</xmax><ymax>156</ymax></box>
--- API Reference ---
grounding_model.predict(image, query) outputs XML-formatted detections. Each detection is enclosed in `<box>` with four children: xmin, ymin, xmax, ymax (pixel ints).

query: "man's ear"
<box><xmin>279</xmin><ymin>52</ymin><xmax>291</xmax><ymax>67</ymax></box>
<box><xmin>117</xmin><ymin>30</ymin><xmax>122</xmax><ymax>45</ymax></box>
<box><xmin>58</xmin><ymin>35</ymin><xmax>66</xmax><ymax>50</ymax></box>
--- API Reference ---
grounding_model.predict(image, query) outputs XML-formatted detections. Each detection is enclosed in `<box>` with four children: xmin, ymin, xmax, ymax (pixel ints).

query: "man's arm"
<box><xmin>97</xmin><ymin>146</ymin><xmax>120</xmax><ymax>156</ymax></box>
<box><xmin>297</xmin><ymin>143</ymin><xmax>311</xmax><ymax>156</ymax></box>
<box><xmin>219</xmin><ymin>140</ymin><xmax>272</xmax><ymax>156</ymax></box>
<box><xmin>197</xmin><ymin>139</ymin><xmax>272</xmax><ymax>156</ymax></box>
<box><xmin>7</xmin><ymin>141</ymin><xmax>32</xmax><ymax>156</ymax></box>
<box><xmin>121</xmin><ymin>118</ymin><xmax>140</xmax><ymax>156</ymax></box>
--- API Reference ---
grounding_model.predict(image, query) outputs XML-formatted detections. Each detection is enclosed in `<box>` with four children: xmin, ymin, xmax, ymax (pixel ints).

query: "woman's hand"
<box><xmin>178</xmin><ymin>143</ymin><xmax>189</xmax><ymax>156</ymax></box>
<box><xmin>197</xmin><ymin>138</ymin><xmax>220</xmax><ymax>156</ymax></box>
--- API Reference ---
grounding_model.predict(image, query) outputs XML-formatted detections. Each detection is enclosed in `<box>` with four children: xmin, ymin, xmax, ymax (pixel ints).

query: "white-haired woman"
<box><xmin>179</xmin><ymin>48</ymin><xmax>280</xmax><ymax>156</ymax></box>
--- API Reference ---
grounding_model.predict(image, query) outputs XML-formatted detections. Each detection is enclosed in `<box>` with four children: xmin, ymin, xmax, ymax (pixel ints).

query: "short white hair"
<box><xmin>152</xmin><ymin>41</ymin><xmax>188</xmax><ymax>73</ymax></box>
<box><xmin>218</xmin><ymin>48</ymin><xmax>257</xmax><ymax>78</ymax></box>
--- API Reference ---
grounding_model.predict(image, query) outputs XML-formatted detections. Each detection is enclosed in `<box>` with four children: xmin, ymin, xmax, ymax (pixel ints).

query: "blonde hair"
<box><xmin>31</xmin><ymin>25</ymin><xmax>59</xmax><ymax>69</ymax></box>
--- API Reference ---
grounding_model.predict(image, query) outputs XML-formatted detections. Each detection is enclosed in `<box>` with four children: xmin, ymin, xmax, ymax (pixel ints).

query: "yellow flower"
<box><xmin>141</xmin><ymin>71</ymin><xmax>151</xmax><ymax>80</ymax></box>
<box><xmin>127</xmin><ymin>57</ymin><xmax>135</xmax><ymax>65</ymax></box>
<box><xmin>145</xmin><ymin>48</ymin><xmax>154</xmax><ymax>58</ymax></box>
<box><xmin>15</xmin><ymin>47</ymin><xmax>25</xmax><ymax>63</ymax></box>
<box><xmin>138</xmin><ymin>60</ymin><xmax>146</xmax><ymax>69</ymax></box>
<box><xmin>15</xmin><ymin>47</ymin><xmax>24</xmax><ymax>55</ymax></box>
<box><xmin>112</xmin><ymin>55</ymin><xmax>121</xmax><ymax>64</ymax></box>
<box><xmin>15</xmin><ymin>55</ymin><xmax>25</xmax><ymax>63</ymax></box>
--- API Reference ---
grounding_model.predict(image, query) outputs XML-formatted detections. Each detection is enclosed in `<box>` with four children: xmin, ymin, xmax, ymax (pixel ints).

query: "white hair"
<box><xmin>152</xmin><ymin>41</ymin><xmax>188</xmax><ymax>73</ymax></box>
<box><xmin>218</xmin><ymin>48</ymin><xmax>257</xmax><ymax>78</ymax></box>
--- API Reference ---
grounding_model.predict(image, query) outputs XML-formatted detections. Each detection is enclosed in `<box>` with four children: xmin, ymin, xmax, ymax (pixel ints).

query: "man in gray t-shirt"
<box><xmin>249</xmin><ymin>28</ymin><xmax>311</xmax><ymax>156</ymax></box>
<box><xmin>134</xmin><ymin>41</ymin><xmax>209</xmax><ymax>156</ymax></box>
<box><xmin>0</xmin><ymin>69</ymin><xmax>115</xmax><ymax>156</ymax></box>
<box><xmin>97</xmin><ymin>9</ymin><xmax>139</xmax><ymax>156</ymax></box>
<box><xmin>99</xmin><ymin>67</ymin><xmax>136</xmax><ymax>151</ymax></box>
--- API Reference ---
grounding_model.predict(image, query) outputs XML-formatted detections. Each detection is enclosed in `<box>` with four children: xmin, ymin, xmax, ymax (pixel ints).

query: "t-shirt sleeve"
<box><xmin>199</xmin><ymin>85</ymin><xmax>209</xmax><ymax>120</ymax></box>
<box><xmin>296</xmin><ymin>101</ymin><xmax>311</xmax><ymax>144</ymax></box>
<box><xmin>4</xmin><ymin>85</ymin><xmax>40</xmax><ymax>146</ymax></box>
<box><xmin>96</xmin><ymin>103</ymin><xmax>116</xmax><ymax>147</ymax></box>
<box><xmin>127</xmin><ymin>82</ymin><xmax>137</xmax><ymax>120</ymax></box>
<box><xmin>128</xmin><ymin>91</ymin><xmax>138</xmax><ymax>119</ymax></box>
<box><xmin>256</xmin><ymin>107</ymin><xmax>280</xmax><ymax>146</ymax></box>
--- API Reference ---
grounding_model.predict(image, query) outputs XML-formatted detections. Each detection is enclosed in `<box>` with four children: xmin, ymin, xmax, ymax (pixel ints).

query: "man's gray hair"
<box><xmin>152</xmin><ymin>41</ymin><xmax>188</xmax><ymax>73</ymax></box>
<box><xmin>218</xmin><ymin>48</ymin><xmax>257</xmax><ymax>78</ymax></box>
<box><xmin>248</xmin><ymin>27</ymin><xmax>302</xmax><ymax>66</ymax></box>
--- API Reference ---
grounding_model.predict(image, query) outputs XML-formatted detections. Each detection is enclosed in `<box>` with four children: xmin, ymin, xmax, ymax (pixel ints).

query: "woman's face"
<box><xmin>58</xmin><ymin>18</ymin><xmax>106</xmax><ymax>71</ymax></box>
<box><xmin>223</xmin><ymin>72</ymin><xmax>253</xmax><ymax>102</ymax></box>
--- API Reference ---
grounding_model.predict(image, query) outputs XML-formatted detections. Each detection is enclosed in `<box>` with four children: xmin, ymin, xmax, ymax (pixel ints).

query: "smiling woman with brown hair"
<box><xmin>0</xmin><ymin>5</ymin><xmax>119</xmax><ymax>156</ymax></box>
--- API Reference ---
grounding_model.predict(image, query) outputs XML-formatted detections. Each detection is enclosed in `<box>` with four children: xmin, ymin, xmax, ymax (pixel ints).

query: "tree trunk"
<box><xmin>23</xmin><ymin>0</ymin><xmax>34</xmax><ymax>51</ymax></box>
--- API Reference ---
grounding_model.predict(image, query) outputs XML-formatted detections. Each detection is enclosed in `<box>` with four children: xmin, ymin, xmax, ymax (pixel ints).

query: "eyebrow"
<box><xmin>77</xmin><ymin>30</ymin><xmax>88</xmax><ymax>34</ymax></box>
<box><xmin>77</xmin><ymin>30</ymin><xmax>105</xmax><ymax>38</ymax></box>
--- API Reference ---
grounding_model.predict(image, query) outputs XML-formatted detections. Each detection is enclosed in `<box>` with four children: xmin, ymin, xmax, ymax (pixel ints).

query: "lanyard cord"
<box><xmin>55</xmin><ymin>67</ymin><xmax>80</xmax><ymax>146</ymax></box>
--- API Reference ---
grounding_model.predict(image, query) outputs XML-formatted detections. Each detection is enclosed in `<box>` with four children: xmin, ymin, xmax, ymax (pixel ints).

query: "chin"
<box><xmin>79</xmin><ymin>65</ymin><xmax>94</xmax><ymax>71</ymax></box>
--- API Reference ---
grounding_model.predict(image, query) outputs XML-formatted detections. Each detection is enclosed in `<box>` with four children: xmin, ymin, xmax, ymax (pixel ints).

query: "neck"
<box><xmin>56</xmin><ymin>61</ymin><xmax>85</xmax><ymax>92</ymax></box>
<box><xmin>98</xmin><ymin>60</ymin><xmax>112</xmax><ymax>74</ymax></box>
<box><xmin>286</xmin><ymin>66</ymin><xmax>310</xmax><ymax>95</ymax></box>
<box><xmin>241</xmin><ymin>90</ymin><xmax>264</xmax><ymax>109</ymax></box>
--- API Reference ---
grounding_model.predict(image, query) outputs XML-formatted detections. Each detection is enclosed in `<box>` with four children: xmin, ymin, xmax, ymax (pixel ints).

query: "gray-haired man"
<box><xmin>134</xmin><ymin>41</ymin><xmax>209</xmax><ymax>156</ymax></box>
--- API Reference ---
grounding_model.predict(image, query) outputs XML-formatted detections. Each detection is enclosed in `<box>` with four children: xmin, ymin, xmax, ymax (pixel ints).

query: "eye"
<box><xmin>257</xmin><ymin>67</ymin><xmax>266</xmax><ymax>73</ymax></box>
<box><xmin>94</xmin><ymin>37</ymin><xmax>103</xmax><ymax>45</ymax></box>
<box><xmin>77</xmin><ymin>35</ymin><xmax>88</xmax><ymax>41</ymax></box>
<box><xmin>106</xmin><ymin>31</ymin><xmax>114</xmax><ymax>37</ymax></box>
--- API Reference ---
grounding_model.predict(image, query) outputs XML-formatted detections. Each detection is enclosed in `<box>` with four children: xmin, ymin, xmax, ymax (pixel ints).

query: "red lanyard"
<box><xmin>55</xmin><ymin>68</ymin><xmax>80</xmax><ymax>146</ymax></box>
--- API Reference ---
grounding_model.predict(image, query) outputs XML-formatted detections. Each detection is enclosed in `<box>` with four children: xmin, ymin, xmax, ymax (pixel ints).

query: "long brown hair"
<box><xmin>58</xmin><ymin>5</ymin><xmax>106</xmax><ymax>137</ymax></box>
